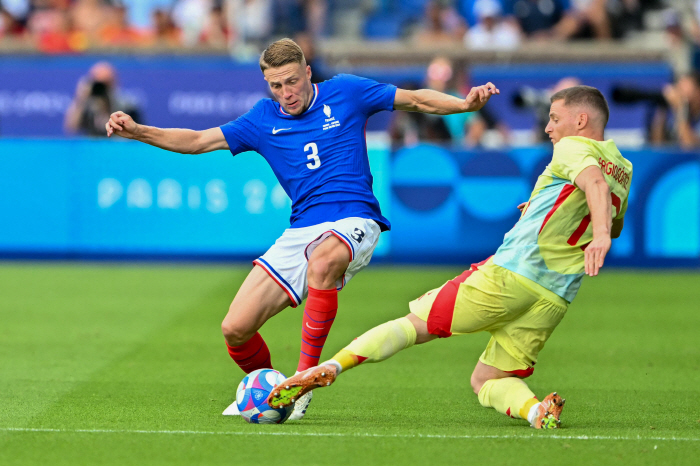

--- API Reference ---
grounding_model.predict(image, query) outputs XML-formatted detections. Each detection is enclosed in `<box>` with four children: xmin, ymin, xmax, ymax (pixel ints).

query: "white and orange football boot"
<box><xmin>532</xmin><ymin>392</ymin><xmax>566</xmax><ymax>429</ymax></box>
<box><xmin>267</xmin><ymin>364</ymin><xmax>338</xmax><ymax>409</ymax></box>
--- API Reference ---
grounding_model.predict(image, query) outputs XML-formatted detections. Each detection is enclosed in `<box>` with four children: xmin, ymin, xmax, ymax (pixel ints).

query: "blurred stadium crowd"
<box><xmin>2</xmin><ymin>0</ymin><xmax>700</xmax><ymax>148</ymax></box>
<box><xmin>0</xmin><ymin>0</ymin><xmax>699</xmax><ymax>53</ymax></box>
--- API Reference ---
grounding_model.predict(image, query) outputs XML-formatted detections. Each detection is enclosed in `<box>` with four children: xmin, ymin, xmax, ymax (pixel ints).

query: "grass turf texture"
<box><xmin>1</xmin><ymin>262</ymin><xmax>699</xmax><ymax>465</ymax></box>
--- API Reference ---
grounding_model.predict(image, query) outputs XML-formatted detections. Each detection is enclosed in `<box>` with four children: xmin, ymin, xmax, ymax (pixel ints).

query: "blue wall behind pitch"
<box><xmin>0</xmin><ymin>140</ymin><xmax>697</xmax><ymax>266</ymax></box>
<box><xmin>388</xmin><ymin>144</ymin><xmax>699</xmax><ymax>267</ymax></box>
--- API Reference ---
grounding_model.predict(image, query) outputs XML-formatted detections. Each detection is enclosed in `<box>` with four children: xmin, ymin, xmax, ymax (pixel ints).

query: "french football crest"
<box><xmin>323</xmin><ymin>104</ymin><xmax>331</xmax><ymax>118</ymax></box>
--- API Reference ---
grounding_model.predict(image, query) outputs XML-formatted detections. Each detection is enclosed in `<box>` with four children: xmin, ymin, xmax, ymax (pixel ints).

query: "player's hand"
<box><xmin>584</xmin><ymin>235</ymin><xmax>611</xmax><ymax>277</ymax></box>
<box><xmin>106</xmin><ymin>111</ymin><xmax>138</xmax><ymax>139</ymax></box>
<box><xmin>662</xmin><ymin>83</ymin><xmax>681</xmax><ymax>110</ymax></box>
<box><xmin>517</xmin><ymin>202</ymin><xmax>527</xmax><ymax>212</ymax></box>
<box><xmin>463</xmin><ymin>82</ymin><xmax>499</xmax><ymax>112</ymax></box>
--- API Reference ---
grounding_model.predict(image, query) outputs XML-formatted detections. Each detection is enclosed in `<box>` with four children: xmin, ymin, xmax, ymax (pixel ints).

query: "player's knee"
<box><xmin>470</xmin><ymin>371</ymin><xmax>484</xmax><ymax>395</ymax></box>
<box><xmin>307</xmin><ymin>256</ymin><xmax>343</xmax><ymax>287</ymax></box>
<box><xmin>470</xmin><ymin>368</ymin><xmax>492</xmax><ymax>395</ymax></box>
<box><xmin>221</xmin><ymin>319</ymin><xmax>253</xmax><ymax>347</ymax></box>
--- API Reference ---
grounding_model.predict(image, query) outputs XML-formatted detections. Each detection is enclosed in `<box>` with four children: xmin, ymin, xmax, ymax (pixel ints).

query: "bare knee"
<box><xmin>307</xmin><ymin>257</ymin><xmax>337</xmax><ymax>287</ymax></box>
<box><xmin>221</xmin><ymin>315</ymin><xmax>255</xmax><ymax>347</ymax></box>
<box><xmin>307</xmin><ymin>237</ymin><xmax>350</xmax><ymax>289</ymax></box>
<box><xmin>471</xmin><ymin>361</ymin><xmax>513</xmax><ymax>395</ymax></box>
<box><xmin>470</xmin><ymin>370</ymin><xmax>487</xmax><ymax>395</ymax></box>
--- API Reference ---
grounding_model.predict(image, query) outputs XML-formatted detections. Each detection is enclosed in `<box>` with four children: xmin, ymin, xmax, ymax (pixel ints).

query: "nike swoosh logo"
<box><xmin>305</xmin><ymin>322</ymin><xmax>323</xmax><ymax>330</ymax></box>
<box><xmin>272</xmin><ymin>127</ymin><xmax>292</xmax><ymax>134</ymax></box>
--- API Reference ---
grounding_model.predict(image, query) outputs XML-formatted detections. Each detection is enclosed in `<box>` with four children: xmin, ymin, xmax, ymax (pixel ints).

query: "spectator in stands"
<box><xmin>172</xmin><ymin>0</ymin><xmax>212</xmax><ymax>46</ymax></box>
<box><xmin>119</xmin><ymin>0</ymin><xmax>176</xmax><ymax>34</ymax></box>
<box><xmin>229</xmin><ymin>0</ymin><xmax>273</xmax><ymax>48</ymax></box>
<box><xmin>0</xmin><ymin>0</ymin><xmax>29</xmax><ymax>37</ymax></box>
<box><xmin>294</xmin><ymin>31</ymin><xmax>329</xmax><ymax>83</ymax></box>
<box><xmin>464</xmin><ymin>0</ymin><xmax>521</xmax><ymax>50</ymax></box>
<box><xmin>199</xmin><ymin>3</ymin><xmax>228</xmax><ymax>47</ymax></box>
<box><xmin>606</xmin><ymin>0</ymin><xmax>644</xmax><ymax>39</ymax></box>
<box><xmin>650</xmin><ymin>72</ymin><xmax>700</xmax><ymax>148</ymax></box>
<box><xmin>64</xmin><ymin>61</ymin><xmax>143</xmax><ymax>136</ymax></box>
<box><xmin>148</xmin><ymin>7</ymin><xmax>181</xmax><ymax>46</ymax></box>
<box><xmin>513</xmin><ymin>76</ymin><xmax>581</xmax><ymax>143</ymax></box>
<box><xmin>414</xmin><ymin>0</ymin><xmax>466</xmax><ymax>45</ymax></box>
<box><xmin>548</xmin><ymin>0</ymin><xmax>613</xmax><ymax>39</ymax></box>
<box><xmin>390</xmin><ymin>56</ymin><xmax>508</xmax><ymax>148</ymax></box>
<box><xmin>661</xmin><ymin>8</ymin><xmax>693</xmax><ymax>75</ymax></box>
<box><xmin>69</xmin><ymin>0</ymin><xmax>111</xmax><ymax>44</ymax></box>
<box><xmin>27</xmin><ymin>1</ymin><xmax>88</xmax><ymax>53</ymax></box>
<box><xmin>99</xmin><ymin>3</ymin><xmax>147</xmax><ymax>47</ymax></box>
<box><xmin>389</xmin><ymin>81</ymin><xmax>452</xmax><ymax>147</ymax></box>
<box><xmin>504</xmin><ymin>0</ymin><xmax>570</xmax><ymax>38</ymax></box>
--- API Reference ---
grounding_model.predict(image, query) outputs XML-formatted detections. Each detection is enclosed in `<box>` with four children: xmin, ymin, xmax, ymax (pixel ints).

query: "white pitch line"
<box><xmin>1</xmin><ymin>427</ymin><xmax>698</xmax><ymax>442</ymax></box>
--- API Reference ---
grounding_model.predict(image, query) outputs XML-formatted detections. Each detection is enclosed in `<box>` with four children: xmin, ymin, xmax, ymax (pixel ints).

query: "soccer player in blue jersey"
<box><xmin>105</xmin><ymin>38</ymin><xmax>498</xmax><ymax>419</ymax></box>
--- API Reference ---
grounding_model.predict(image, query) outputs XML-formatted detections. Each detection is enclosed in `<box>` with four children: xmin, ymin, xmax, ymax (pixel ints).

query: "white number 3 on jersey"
<box><xmin>304</xmin><ymin>142</ymin><xmax>321</xmax><ymax>170</ymax></box>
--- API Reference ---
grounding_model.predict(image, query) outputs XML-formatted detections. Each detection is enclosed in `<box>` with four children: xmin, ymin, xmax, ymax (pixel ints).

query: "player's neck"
<box><xmin>575</xmin><ymin>129</ymin><xmax>605</xmax><ymax>142</ymax></box>
<box><xmin>300</xmin><ymin>82</ymin><xmax>314</xmax><ymax>114</ymax></box>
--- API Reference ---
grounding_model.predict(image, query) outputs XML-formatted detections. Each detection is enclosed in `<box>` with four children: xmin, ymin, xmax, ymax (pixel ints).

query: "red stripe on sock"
<box><xmin>226</xmin><ymin>332</ymin><xmax>272</xmax><ymax>374</ymax></box>
<box><xmin>427</xmin><ymin>257</ymin><xmax>491</xmax><ymax>338</ymax></box>
<box><xmin>297</xmin><ymin>286</ymin><xmax>338</xmax><ymax>372</ymax></box>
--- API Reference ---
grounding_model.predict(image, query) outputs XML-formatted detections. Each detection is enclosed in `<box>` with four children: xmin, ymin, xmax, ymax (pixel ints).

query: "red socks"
<box><xmin>225</xmin><ymin>287</ymin><xmax>338</xmax><ymax>374</ymax></box>
<box><xmin>298</xmin><ymin>286</ymin><xmax>338</xmax><ymax>372</ymax></box>
<box><xmin>226</xmin><ymin>332</ymin><xmax>272</xmax><ymax>373</ymax></box>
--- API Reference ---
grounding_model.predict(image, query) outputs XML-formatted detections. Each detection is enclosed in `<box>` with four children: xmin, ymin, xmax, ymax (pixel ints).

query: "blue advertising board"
<box><xmin>388</xmin><ymin>144</ymin><xmax>699</xmax><ymax>267</ymax></box>
<box><xmin>0</xmin><ymin>139</ymin><xmax>697</xmax><ymax>266</ymax></box>
<box><xmin>0</xmin><ymin>139</ymin><xmax>390</xmax><ymax>259</ymax></box>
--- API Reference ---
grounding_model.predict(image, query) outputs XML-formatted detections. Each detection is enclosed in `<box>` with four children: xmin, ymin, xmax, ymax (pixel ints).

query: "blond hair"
<box><xmin>259</xmin><ymin>38</ymin><xmax>306</xmax><ymax>72</ymax></box>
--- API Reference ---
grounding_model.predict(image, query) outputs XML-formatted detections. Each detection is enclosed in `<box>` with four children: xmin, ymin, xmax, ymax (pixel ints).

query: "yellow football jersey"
<box><xmin>493</xmin><ymin>136</ymin><xmax>633</xmax><ymax>302</ymax></box>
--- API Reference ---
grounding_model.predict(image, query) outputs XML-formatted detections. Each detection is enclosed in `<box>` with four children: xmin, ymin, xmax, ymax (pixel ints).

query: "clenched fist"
<box><xmin>106</xmin><ymin>111</ymin><xmax>139</xmax><ymax>139</ymax></box>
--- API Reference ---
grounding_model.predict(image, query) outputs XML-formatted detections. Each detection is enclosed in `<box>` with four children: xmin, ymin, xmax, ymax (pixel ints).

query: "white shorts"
<box><xmin>253</xmin><ymin>217</ymin><xmax>382</xmax><ymax>307</ymax></box>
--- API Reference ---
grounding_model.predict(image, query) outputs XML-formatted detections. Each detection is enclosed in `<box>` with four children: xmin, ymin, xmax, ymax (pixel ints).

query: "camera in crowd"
<box><xmin>611</xmin><ymin>85</ymin><xmax>667</xmax><ymax>107</ymax></box>
<box><xmin>512</xmin><ymin>86</ymin><xmax>551</xmax><ymax>109</ymax></box>
<box><xmin>512</xmin><ymin>86</ymin><xmax>552</xmax><ymax>142</ymax></box>
<box><xmin>90</xmin><ymin>80</ymin><xmax>110</xmax><ymax>98</ymax></box>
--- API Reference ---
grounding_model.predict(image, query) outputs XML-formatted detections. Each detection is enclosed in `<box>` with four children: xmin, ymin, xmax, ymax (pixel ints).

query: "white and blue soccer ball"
<box><xmin>236</xmin><ymin>368</ymin><xmax>293</xmax><ymax>424</ymax></box>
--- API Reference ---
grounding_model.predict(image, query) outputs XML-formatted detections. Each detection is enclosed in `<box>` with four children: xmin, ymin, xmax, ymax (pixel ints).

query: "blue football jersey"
<box><xmin>219</xmin><ymin>74</ymin><xmax>396</xmax><ymax>230</ymax></box>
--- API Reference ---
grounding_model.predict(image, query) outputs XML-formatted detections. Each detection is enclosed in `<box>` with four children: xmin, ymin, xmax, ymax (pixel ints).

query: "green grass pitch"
<box><xmin>1</xmin><ymin>262</ymin><xmax>699</xmax><ymax>465</ymax></box>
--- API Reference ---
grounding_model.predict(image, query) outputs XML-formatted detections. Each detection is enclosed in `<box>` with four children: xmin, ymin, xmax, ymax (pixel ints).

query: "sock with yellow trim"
<box><xmin>477</xmin><ymin>377</ymin><xmax>539</xmax><ymax>420</ymax></box>
<box><xmin>322</xmin><ymin>317</ymin><xmax>418</xmax><ymax>375</ymax></box>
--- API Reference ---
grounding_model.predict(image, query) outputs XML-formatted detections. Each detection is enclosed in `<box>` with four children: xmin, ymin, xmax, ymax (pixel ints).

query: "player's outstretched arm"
<box><xmin>575</xmin><ymin>166</ymin><xmax>612</xmax><ymax>277</ymax></box>
<box><xmin>393</xmin><ymin>83</ymin><xmax>499</xmax><ymax>115</ymax></box>
<box><xmin>105</xmin><ymin>111</ymin><xmax>229</xmax><ymax>154</ymax></box>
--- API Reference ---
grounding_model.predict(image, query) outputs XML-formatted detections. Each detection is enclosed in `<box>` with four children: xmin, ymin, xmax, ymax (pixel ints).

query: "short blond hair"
<box><xmin>259</xmin><ymin>38</ymin><xmax>306</xmax><ymax>72</ymax></box>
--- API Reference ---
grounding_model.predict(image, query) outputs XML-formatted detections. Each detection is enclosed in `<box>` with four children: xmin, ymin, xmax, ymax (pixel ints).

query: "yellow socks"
<box><xmin>478</xmin><ymin>377</ymin><xmax>539</xmax><ymax>420</ymax></box>
<box><xmin>328</xmin><ymin>317</ymin><xmax>417</xmax><ymax>373</ymax></box>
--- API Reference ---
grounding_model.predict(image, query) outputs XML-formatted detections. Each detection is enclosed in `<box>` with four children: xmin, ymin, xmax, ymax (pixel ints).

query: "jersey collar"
<box><xmin>278</xmin><ymin>83</ymin><xmax>319</xmax><ymax>116</ymax></box>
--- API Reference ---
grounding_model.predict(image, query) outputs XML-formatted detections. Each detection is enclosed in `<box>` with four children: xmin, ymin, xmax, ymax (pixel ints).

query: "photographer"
<box><xmin>64</xmin><ymin>62</ymin><xmax>142</xmax><ymax>137</ymax></box>
<box><xmin>656</xmin><ymin>73</ymin><xmax>700</xmax><ymax>148</ymax></box>
<box><xmin>613</xmin><ymin>73</ymin><xmax>700</xmax><ymax>148</ymax></box>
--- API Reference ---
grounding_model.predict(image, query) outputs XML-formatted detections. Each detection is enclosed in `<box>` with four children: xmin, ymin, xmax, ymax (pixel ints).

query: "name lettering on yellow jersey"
<box><xmin>598</xmin><ymin>157</ymin><xmax>630</xmax><ymax>190</ymax></box>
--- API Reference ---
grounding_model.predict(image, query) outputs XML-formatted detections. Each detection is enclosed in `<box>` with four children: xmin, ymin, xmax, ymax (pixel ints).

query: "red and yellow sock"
<box><xmin>477</xmin><ymin>377</ymin><xmax>539</xmax><ymax>420</ymax></box>
<box><xmin>328</xmin><ymin>317</ymin><xmax>417</xmax><ymax>374</ymax></box>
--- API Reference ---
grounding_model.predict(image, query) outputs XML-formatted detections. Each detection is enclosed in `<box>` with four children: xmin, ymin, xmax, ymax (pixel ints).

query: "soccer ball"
<box><xmin>236</xmin><ymin>368</ymin><xmax>293</xmax><ymax>424</ymax></box>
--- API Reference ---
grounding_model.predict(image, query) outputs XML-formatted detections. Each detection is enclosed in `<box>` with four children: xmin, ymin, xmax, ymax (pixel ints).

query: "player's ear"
<box><xmin>577</xmin><ymin>112</ymin><xmax>588</xmax><ymax>130</ymax></box>
<box><xmin>306</xmin><ymin>65</ymin><xmax>312</xmax><ymax>80</ymax></box>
